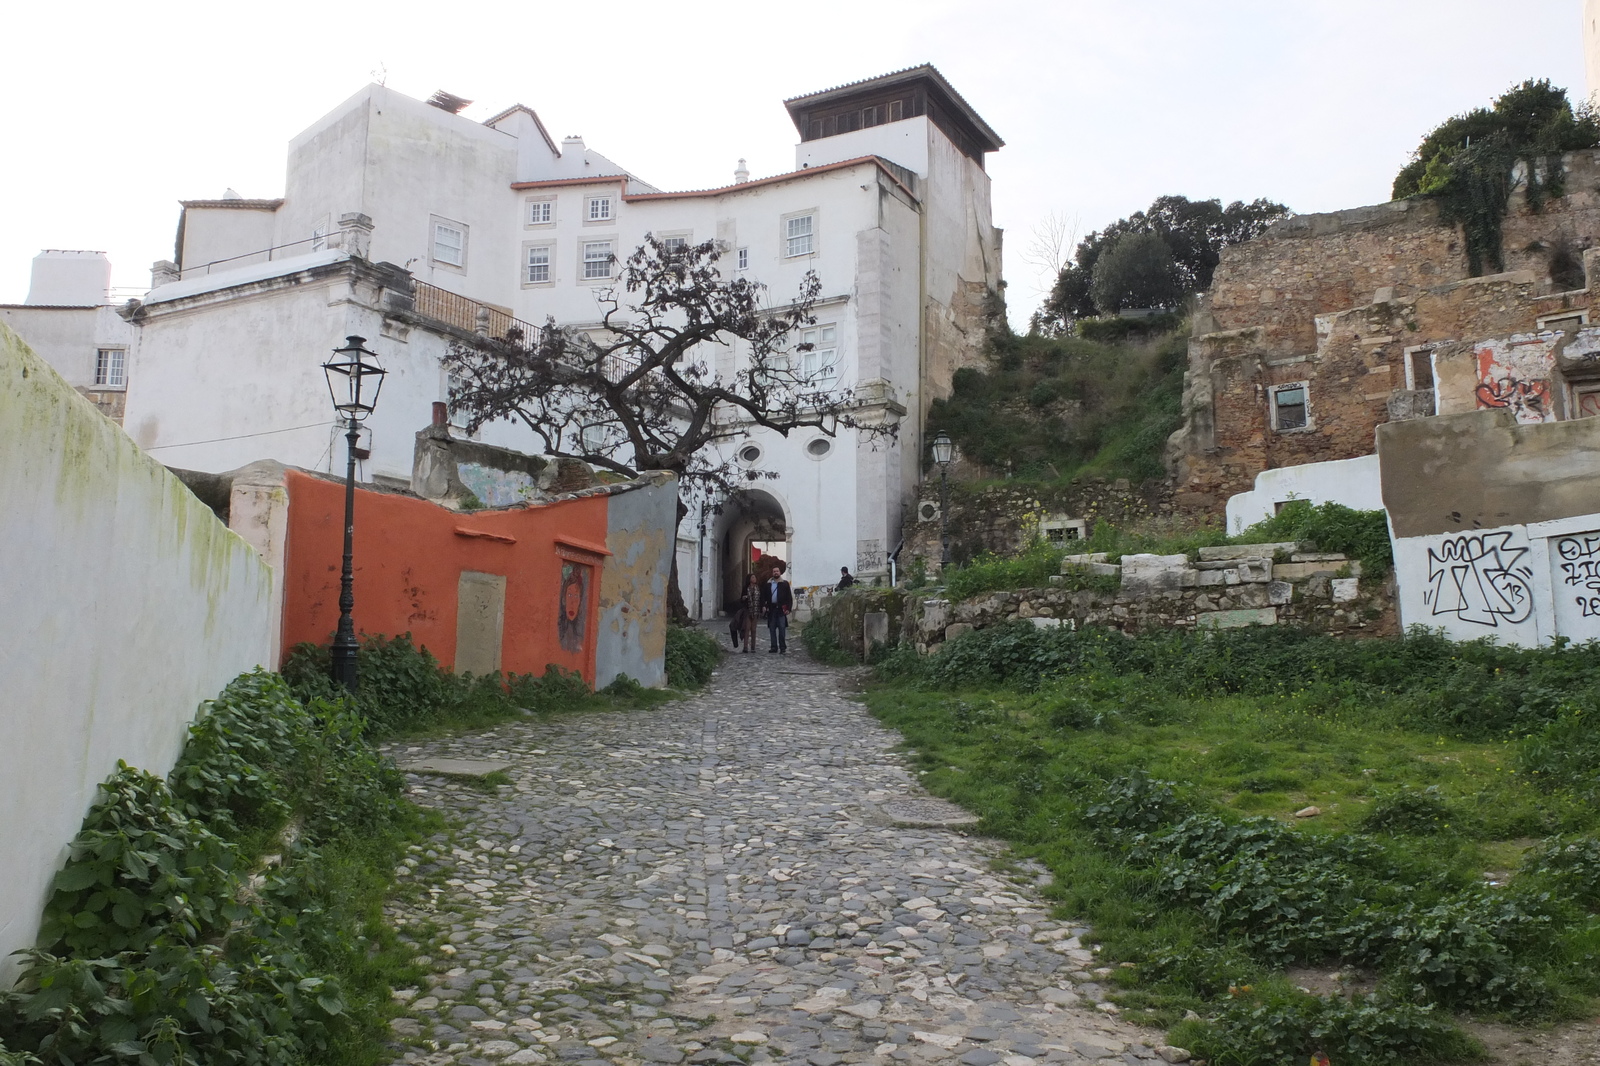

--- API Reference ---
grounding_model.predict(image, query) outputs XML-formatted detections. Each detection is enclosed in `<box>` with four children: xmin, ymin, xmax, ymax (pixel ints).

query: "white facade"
<box><xmin>1225</xmin><ymin>454</ymin><xmax>1384</xmax><ymax>532</ymax></box>
<box><xmin>1</xmin><ymin>251</ymin><xmax>133</xmax><ymax>397</ymax></box>
<box><xmin>123</xmin><ymin>67</ymin><xmax>1003</xmax><ymax>614</ymax></box>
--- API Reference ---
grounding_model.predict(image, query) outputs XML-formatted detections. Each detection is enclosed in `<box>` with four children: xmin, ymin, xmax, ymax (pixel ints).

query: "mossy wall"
<box><xmin>0</xmin><ymin>323</ymin><xmax>273</xmax><ymax>988</ymax></box>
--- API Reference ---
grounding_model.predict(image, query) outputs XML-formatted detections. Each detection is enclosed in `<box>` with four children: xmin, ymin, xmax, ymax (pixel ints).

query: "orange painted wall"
<box><xmin>280</xmin><ymin>470</ymin><xmax>611</xmax><ymax>682</ymax></box>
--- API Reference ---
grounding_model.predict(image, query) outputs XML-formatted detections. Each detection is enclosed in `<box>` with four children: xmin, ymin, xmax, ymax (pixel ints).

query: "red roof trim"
<box><xmin>509</xmin><ymin>176</ymin><xmax>630</xmax><ymax>191</ymax></box>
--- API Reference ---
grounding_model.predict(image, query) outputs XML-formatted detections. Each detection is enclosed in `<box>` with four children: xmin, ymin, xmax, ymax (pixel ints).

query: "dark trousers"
<box><xmin>768</xmin><ymin>609</ymin><xmax>788</xmax><ymax>651</ymax></box>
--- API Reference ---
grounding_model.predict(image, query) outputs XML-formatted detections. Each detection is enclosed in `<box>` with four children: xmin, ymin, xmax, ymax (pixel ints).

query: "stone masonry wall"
<box><xmin>1170</xmin><ymin>151</ymin><xmax>1600</xmax><ymax>510</ymax></box>
<box><xmin>906</xmin><ymin>542</ymin><xmax>1396</xmax><ymax>654</ymax></box>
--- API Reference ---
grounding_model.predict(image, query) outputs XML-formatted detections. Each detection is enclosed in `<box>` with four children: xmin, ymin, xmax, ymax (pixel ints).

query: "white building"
<box><xmin>0</xmin><ymin>250</ymin><xmax>134</xmax><ymax>422</ymax></box>
<box><xmin>118</xmin><ymin>66</ymin><xmax>1004</xmax><ymax>615</ymax></box>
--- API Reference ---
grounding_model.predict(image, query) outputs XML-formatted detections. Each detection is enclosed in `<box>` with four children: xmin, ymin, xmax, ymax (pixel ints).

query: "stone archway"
<box><xmin>713</xmin><ymin>489</ymin><xmax>789</xmax><ymax>614</ymax></box>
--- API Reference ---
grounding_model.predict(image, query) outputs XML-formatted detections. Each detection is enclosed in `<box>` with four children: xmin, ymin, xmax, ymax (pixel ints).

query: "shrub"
<box><xmin>1237</xmin><ymin>500</ymin><xmax>1393</xmax><ymax>577</ymax></box>
<box><xmin>665</xmin><ymin>625</ymin><xmax>721</xmax><ymax>688</ymax></box>
<box><xmin>800</xmin><ymin>611</ymin><xmax>854</xmax><ymax>665</ymax></box>
<box><xmin>0</xmin><ymin>671</ymin><xmax>407</xmax><ymax>1065</ymax></box>
<box><xmin>1186</xmin><ymin>987</ymin><xmax>1473</xmax><ymax>1066</ymax></box>
<box><xmin>1360</xmin><ymin>786</ymin><xmax>1454</xmax><ymax>836</ymax></box>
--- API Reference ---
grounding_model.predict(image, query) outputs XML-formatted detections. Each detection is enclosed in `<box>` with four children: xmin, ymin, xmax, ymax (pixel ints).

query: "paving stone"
<box><xmin>376</xmin><ymin>645</ymin><xmax>1158</xmax><ymax>1065</ymax></box>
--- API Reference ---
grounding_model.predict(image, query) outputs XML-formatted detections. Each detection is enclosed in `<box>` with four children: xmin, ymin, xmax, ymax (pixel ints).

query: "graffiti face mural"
<box><xmin>1474</xmin><ymin>335</ymin><xmax>1558</xmax><ymax>424</ymax></box>
<box><xmin>1424</xmin><ymin>531</ymin><xmax>1533</xmax><ymax>627</ymax></box>
<box><xmin>558</xmin><ymin>562</ymin><xmax>590</xmax><ymax>652</ymax></box>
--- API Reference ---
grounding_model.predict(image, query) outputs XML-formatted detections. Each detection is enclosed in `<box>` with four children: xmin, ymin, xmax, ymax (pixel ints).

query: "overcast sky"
<box><xmin>0</xmin><ymin>0</ymin><xmax>1587</xmax><ymax>322</ymax></box>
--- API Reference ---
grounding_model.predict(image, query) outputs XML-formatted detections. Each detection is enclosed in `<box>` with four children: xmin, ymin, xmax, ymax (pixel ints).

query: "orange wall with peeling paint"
<box><xmin>280</xmin><ymin>470</ymin><xmax>611</xmax><ymax>682</ymax></box>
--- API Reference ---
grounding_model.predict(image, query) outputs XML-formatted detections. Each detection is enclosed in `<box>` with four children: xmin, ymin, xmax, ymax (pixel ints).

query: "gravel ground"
<box><xmin>379</xmin><ymin>642</ymin><xmax>1170</xmax><ymax>1066</ymax></box>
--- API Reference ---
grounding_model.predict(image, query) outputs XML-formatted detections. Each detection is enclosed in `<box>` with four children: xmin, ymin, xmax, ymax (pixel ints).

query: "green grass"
<box><xmin>864</xmin><ymin>624</ymin><xmax>1600</xmax><ymax>1064</ymax></box>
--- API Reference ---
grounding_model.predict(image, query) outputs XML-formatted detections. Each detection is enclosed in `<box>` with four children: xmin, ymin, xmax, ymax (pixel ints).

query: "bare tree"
<box><xmin>442</xmin><ymin>235</ymin><xmax>893</xmax><ymax>618</ymax></box>
<box><xmin>1019</xmin><ymin>210</ymin><xmax>1079</xmax><ymax>302</ymax></box>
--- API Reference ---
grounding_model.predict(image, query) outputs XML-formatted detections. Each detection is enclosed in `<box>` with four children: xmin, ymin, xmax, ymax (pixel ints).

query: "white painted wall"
<box><xmin>1392</xmin><ymin>513</ymin><xmax>1600</xmax><ymax>647</ymax></box>
<box><xmin>26</xmin><ymin>250</ymin><xmax>110</xmax><ymax>305</ymax></box>
<box><xmin>0</xmin><ymin>303</ymin><xmax>133</xmax><ymax>389</ymax></box>
<box><xmin>1225</xmin><ymin>453</ymin><xmax>1385</xmax><ymax>532</ymax></box>
<box><xmin>0</xmin><ymin>324</ymin><xmax>273</xmax><ymax>987</ymax></box>
<box><xmin>180</xmin><ymin>206</ymin><xmax>280</xmax><ymax>278</ymax></box>
<box><xmin>125</xmin><ymin>253</ymin><xmax>532</xmax><ymax>480</ymax></box>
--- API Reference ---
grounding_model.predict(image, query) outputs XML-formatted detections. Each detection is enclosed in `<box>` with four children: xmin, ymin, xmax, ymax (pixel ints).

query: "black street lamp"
<box><xmin>931</xmin><ymin>431</ymin><xmax>955</xmax><ymax>568</ymax></box>
<box><xmin>321</xmin><ymin>335</ymin><xmax>387</xmax><ymax>693</ymax></box>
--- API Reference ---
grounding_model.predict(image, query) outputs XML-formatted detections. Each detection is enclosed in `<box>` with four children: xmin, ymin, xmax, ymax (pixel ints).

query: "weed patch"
<box><xmin>866</xmin><ymin>623</ymin><xmax>1600</xmax><ymax>1061</ymax></box>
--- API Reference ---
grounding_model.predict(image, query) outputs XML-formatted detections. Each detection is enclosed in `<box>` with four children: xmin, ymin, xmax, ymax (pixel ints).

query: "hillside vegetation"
<box><xmin>928</xmin><ymin>323</ymin><xmax>1187</xmax><ymax>485</ymax></box>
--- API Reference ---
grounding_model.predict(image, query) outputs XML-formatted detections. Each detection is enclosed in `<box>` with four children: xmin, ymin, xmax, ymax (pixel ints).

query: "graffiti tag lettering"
<box><xmin>1474</xmin><ymin>377</ymin><xmax>1549</xmax><ymax>422</ymax></box>
<box><xmin>1474</xmin><ymin>336</ymin><xmax>1558</xmax><ymax>424</ymax></box>
<box><xmin>1555</xmin><ymin>534</ymin><xmax>1600</xmax><ymax>618</ymax></box>
<box><xmin>1424</xmin><ymin>531</ymin><xmax>1533</xmax><ymax>627</ymax></box>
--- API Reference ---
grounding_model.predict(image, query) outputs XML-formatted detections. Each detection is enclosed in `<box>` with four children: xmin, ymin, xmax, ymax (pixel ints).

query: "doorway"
<box><xmin>714</xmin><ymin>489</ymin><xmax>789</xmax><ymax>614</ymax></box>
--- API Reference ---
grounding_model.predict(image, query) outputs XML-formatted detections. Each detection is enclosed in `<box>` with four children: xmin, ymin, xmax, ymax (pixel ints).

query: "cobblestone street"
<box><xmin>381</xmin><ymin>642</ymin><xmax>1164</xmax><ymax>1066</ymax></box>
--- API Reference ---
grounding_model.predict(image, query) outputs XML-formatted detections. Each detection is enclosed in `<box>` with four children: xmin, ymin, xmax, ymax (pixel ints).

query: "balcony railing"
<box><xmin>410</xmin><ymin>281</ymin><xmax>543</xmax><ymax>343</ymax></box>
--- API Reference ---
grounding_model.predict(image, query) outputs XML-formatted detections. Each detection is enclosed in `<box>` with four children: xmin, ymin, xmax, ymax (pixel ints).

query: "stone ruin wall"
<box><xmin>1171</xmin><ymin>151</ymin><xmax>1600</xmax><ymax>509</ymax></box>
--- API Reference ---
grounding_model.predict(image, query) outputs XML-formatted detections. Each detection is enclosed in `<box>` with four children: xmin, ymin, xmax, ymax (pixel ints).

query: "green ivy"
<box><xmin>664</xmin><ymin>625</ymin><xmax>722</xmax><ymax>688</ymax></box>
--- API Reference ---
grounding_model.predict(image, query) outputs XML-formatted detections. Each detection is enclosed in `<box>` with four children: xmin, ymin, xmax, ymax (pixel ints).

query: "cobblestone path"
<box><xmin>382</xmin><ymin>644</ymin><xmax>1165</xmax><ymax>1066</ymax></box>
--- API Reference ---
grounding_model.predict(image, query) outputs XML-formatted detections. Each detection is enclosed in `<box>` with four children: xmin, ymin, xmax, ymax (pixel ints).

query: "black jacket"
<box><xmin>761</xmin><ymin>578</ymin><xmax>794</xmax><ymax>612</ymax></box>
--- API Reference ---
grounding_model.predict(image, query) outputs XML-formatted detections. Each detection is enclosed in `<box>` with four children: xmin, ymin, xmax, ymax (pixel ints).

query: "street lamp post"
<box><xmin>931</xmin><ymin>431</ymin><xmax>955</xmax><ymax>568</ymax></box>
<box><xmin>321</xmin><ymin>335</ymin><xmax>387</xmax><ymax>693</ymax></box>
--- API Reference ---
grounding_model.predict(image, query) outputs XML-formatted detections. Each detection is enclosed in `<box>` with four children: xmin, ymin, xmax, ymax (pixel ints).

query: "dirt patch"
<box><xmin>1465</xmin><ymin>1016</ymin><xmax>1600</xmax><ymax>1065</ymax></box>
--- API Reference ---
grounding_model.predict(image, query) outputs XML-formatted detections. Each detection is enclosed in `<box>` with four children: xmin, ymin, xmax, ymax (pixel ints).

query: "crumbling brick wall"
<box><xmin>1170</xmin><ymin>150</ymin><xmax>1600</xmax><ymax>510</ymax></box>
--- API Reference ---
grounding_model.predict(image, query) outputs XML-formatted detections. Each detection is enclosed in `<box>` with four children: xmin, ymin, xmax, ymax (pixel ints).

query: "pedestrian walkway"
<box><xmin>382</xmin><ymin>639</ymin><xmax>1164</xmax><ymax>1066</ymax></box>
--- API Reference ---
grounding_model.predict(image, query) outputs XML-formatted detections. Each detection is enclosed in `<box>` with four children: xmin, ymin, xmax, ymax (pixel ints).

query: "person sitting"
<box><xmin>836</xmin><ymin>566</ymin><xmax>856</xmax><ymax>591</ymax></box>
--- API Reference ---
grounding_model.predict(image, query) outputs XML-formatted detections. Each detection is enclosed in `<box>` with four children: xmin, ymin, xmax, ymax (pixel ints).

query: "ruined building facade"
<box><xmin>1168</xmin><ymin>150</ymin><xmax>1600</xmax><ymax>511</ymax></box>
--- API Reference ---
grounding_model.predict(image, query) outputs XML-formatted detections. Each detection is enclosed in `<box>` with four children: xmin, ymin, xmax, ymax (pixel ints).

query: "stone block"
<box><xmin>1223</xmin><ymin>568</ymin><xmax>1242</xmax><ymax>585</ymax></box>
<box><xmin>1196</xmin><ymin>607</ymin><xmax>1278</xmax><ymax>629</ymax></box>
<box><xmin>1028</xmin><ymin>616</ymin><xmax>1067</xmax><ymax>629</ymax></box>
<box><xmin>1305</xmin><ymin>571</ymin><xmax>1334</xmax><ymax>598</ymax></box>
<box><xmin>1277</xmin><ymin>560</ymin><xmax>1361</xmax><ymax>580</ymax></box>
<box><xmin>1078</xmin><ymin>561</ymin><xmax>1119</xmax><ymax>577</ymax></box>
<box><xmin>863</xmin><ymin>612</ymin><xmax>889</xmax><ymax>653</ymax></box>
<box><xmin>1290</xmin><ymin>552</ymin><xmax>1347</xmax><ymax>563</ymax></box>
<box><xmin>1236</xmin><ymin>558</ymin><xmax>1273</xmax><ymax>583</ymax></box>
<box><xmin>1232</xmin><ymin>584</ymin><xmax>1271</xmax><ymax>608</ymax></box>
<box><xmin>1331</xmin><ymin>578</ymin><xmax>1360</xmax><ymax>602</ymax></box>
<box><xmin>1061</xmin><ymin>552</ymin><xmax>1109</xmax><ymax>569</ymax></box>
<box><xmin>944</xmin><ymin>622</ymin><xmax>974</xmax><ymax>643</ymax></box>
<box><xmin>1180</xmin><ymin>569</ymin><xmax>1202</xmax><ymax>587</ymax></box>
<box><xmin>1267</xmin><ymin>581</ymin><xmax>1293</xmax><ymax>605</ymax></box>
<box><xmin>1198</xmin><ymin>569</ymin><xmax>1226</xmax><ymax>587</ymax></box>
<box><xmin>918</xmin><ymin>599</ymin><xmax>950</xmax><ymax>637</ymax></box>
<box><xmin>1198</xmin><ymin>542</ymin><xmax>1308</xmax><ymax>561</ymax></box>
<box><xmin>1120</xmin><ymin>553</ymin><xmax>1190</xmax><ymax>592</ymax></box>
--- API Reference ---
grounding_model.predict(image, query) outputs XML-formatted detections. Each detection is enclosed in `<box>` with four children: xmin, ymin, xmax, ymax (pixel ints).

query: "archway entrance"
<box><xmin>714</xmin><ymin>489</ymin><xmax>789</xmax><ymax>615</ymax></box>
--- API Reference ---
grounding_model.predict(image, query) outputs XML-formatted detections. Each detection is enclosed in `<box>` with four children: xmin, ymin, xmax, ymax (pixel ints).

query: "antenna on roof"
<box><xmin>427</xmin><ymin>90</ymin><xmax>473</xmax><ymax>114</ymax></box>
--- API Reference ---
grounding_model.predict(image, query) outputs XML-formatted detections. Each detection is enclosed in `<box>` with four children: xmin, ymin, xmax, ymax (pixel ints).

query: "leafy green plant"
<box><xmin>664</xmin><ymin>624</ymin><xmax>721</xmax><ymax>688</ymax></box>
<box><xmin>0</xmin><ymin>672</ymin><xmax>415</xmax><ymax>1066</ymax></box>
<box><xmin>1360</xmin><ymin>786</ymin><xmax>1454</xmax><ymax>836</ymax></box>
<box><xmin>1236</xmin><ymin>500</ymin><xmax>1393</xmax><ymax>577</ymax></box>
<box><xmin>1181</xmin><ymin>987</ymin><xmax>1473</xmax><ymax>1066</ymax></box>
<box><xmin>800</xmin><ymin>611</ymin><xmax>855</xmax><ymax>666</ymax></box>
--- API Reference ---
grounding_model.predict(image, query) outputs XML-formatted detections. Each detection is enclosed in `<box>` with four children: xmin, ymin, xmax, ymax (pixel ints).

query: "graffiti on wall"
<box><xmin>1424</xmin><ymin>531</ymin><xmax>1533</xmax><ymax>627</ymax></box>
<box><xmin>1475</xmin><ymin>335</ymin><xmax>1558</xmax><ymax>424</ymax></box>
<box><xmin>1554</xmin><ymin>533</ymin><xmax>1600</xmax><ymax>619</ymax></box>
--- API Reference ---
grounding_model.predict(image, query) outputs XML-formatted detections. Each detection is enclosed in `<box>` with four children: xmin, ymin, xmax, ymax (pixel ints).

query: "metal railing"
<box><xmin>411</xmin><ymin>281</ymin><xmax>542</xmax><ymax>344</ymax></box>
<box><xmin>179</xmin><ymin>235</ymin><xmax>327</xmax><ymax>279</ymax></box>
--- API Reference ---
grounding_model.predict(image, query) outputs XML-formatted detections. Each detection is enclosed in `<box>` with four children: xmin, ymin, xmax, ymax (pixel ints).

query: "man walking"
<box><xmin>836</xmin><ymin>566</ymin><xmax>856</xmax><ymax>590</ymax></box>
<box><xmin>763</xmin><ymin>563</ymin><xmax>794</xmax><ymax>654</ymax></box>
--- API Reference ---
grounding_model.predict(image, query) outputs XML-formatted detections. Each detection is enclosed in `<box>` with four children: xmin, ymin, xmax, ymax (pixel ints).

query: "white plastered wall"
<box><xmin>0</xmin><ymin>323</ymin><xmax>273</xmax><ymax>987</ymax></box>
<box><xmin>1225</xmin><ymin>454</ymin><xmax>1385</xmax><ymax>532</ymax></box>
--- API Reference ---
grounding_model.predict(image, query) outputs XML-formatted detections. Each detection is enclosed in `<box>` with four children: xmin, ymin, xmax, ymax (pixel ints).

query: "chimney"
<box><xmin>432</xmin><ymin>401</ymin><xmax>449</xmax><ymax>427</ymax></box>
<box><xmin>150</xmin><ymin>260</ymin><xmax>180</xmax><ymax>288</ymax></box>
<box><xmin>27</xmin><ymin>250</ymin><xmax>112</xmax><ymax>305</ymax></box>
<box><xmin>735</xmin><ymin>158</ymin><xmax>750</xmax><ymax>183</ymax></box>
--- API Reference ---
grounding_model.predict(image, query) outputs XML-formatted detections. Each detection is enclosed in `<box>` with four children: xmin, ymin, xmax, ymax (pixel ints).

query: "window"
<box><xmin>583</xmin><ymin>241</ymin><xmax>614</xmax><ymax>280</ymax></box>
<box><xmin>1540</xmin><ymin>312</ymin><xmax>1587</xmax><ymax>334</ymax></box>
<box><xmin>785</xmin><ymin>213</ymin><xmax>814</xmax><ymax>258</ymax></box>
<box><xmin>662</xmin><ymin>235</ymin><xmax>688</xmax><ymax>254</ymax></box>
<box><xmin>526</xmin><ymin>200</ymin><xmax>553</xmax><ymax>225</ymax></box>
<box><xmin>580</xmin><ymin>424</ymin><xmax>609</xmax><ymax>452</ymax></box>
<box><xmin>861</xmin><ymin>105</ymin><xmax>882</xmax><ymax>127</ymax></box>
<box><xmin>737</xmin><ymin>247</ymin><xmax>749</xmax><ymax>270</ymax></box>
<box><xmin>95</xmin><ymin>348</ymin><xmax>125</xmax><ymax>388</ymax></box>
<box><xmin>887</xmin><ymin>99</ymin><xmax>904</xmax><ymax>122</ymax></box>
<box><xmin>738</xmin><ymin>443</ymin><xmax>762</xmax><ymax>464</ymax></box>
<box><xmin>311</xmin><ymin>215</ymin><xmax>329</xmax><ymax>252</ymax></box>
<box><xmin>587</xmin><ymin>196</ymin><xmax>612</xmax><ymax>221</ymax></box>
<box><xmin>798</xmin><ymin>323</ymin><xmax>838</xmax><ymax>382</ymax></box>
<box><xmin>1272</xmin><ymin>383</ymin><xmax>1309</xmax><ymax>431</ymax></box>
<box><xmin>525</xmin><ymin>244</ymin><xmax>551</xmax><ymax>284</ymax></box>
<box><xmin>1574</xmin><ymin>384</ymin><xmax>1600</xmax><ymax>419</ymax></box>
<box><xmin>805</xmin><ymin>437</ymin><xmax>832</xmax><ymax>458</ymax></box>
<box><xmin>1405</xmin><ymin>346</ymin><xmax>1435</xmax><ymax>391</ymax></box>
<box><xmin>432</xmin><ymin>219</ymin><xmax>466</xmax><ymax>267</ymax></box>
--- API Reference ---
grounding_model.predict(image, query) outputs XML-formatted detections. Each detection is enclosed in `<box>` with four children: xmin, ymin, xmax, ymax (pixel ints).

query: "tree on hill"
<box><xmin>1088</xmin><ymin>231</ymin><xmax>1183</xmax><ymax>315</ymax></box>
<box><xmin>441</xmin><ymin>235</ymin><xmax>890</xmax><ymax>618</ymax></box>
<box><xmin>1392</xmin><ymin>79</ymin><xmax>1600</xmax><ymax>276</ymax></box>
<box><xmin>1033</xmin><ymin>194</ymin><xmax>1289</xmax><ymax>333</ymax></box>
